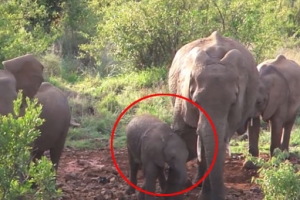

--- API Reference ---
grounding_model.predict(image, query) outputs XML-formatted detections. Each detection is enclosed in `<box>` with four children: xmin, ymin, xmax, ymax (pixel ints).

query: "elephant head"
<box><xmin>163</xmin><ymin>133</ymin><xmax>188</xmax><ymax>199</ymax></box>
<box><xmin>236</xmin><ymin>79</ymin><xmax>267</xmax><ymax>135</ymax></box>
<box><xmin>0</xmin><ymin>54</ymin><xmax>44</xmax><ymax>115</ymax></box>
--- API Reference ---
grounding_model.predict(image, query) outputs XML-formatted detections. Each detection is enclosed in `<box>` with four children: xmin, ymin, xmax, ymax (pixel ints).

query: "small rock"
<box><xmin>110</xmin><ymin>177</ymin><xmax>116</xmax><ymax>182</ymax></box>
<box><xmin>243</xmin><ymin>160</ymin><xmax>258</xmax><ymax>169</ymax></box>
<box><xmin>99</xmin><ymin>176</ymin><xmax>110</xmax><ymax>184</ymax></box>
<box><xmin>64</xmin><ymin>173</ymin><xmax>78</xmax><ymax>181</ymax></box>
<box><xmin>250</xmin><ymin>186</ymin><xmax>261</xmax><ymax>193</ymax></box>
<box><xmin>77</xmin><ymin>159</ymin><xmax>86</xmax><ymax>166</ymax></box>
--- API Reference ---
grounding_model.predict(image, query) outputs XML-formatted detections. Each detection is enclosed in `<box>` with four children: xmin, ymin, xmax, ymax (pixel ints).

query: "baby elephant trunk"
<box><xmin>163</xmin><ymin>164</ymin><xmax>187</xmax><ymax>200</ymax></box>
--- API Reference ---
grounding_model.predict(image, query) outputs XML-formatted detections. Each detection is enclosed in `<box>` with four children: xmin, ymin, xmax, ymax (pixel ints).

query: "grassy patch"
<box><xmin>230</xmin><ymin>126</ymin><xmax>300</xmax><ymax>157</ymax></box>
<box><xmin>48</xmin><ymin>66</ymin><xmax>172</xmax><ymax>150</ymax></box>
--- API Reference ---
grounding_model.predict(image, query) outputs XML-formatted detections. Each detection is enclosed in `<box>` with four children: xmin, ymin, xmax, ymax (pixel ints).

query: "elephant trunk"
<box><xmin>236</xmin><ymin>117</ymin><xmax>249</xmax><ymax>135</ymax></box>
<box><xmin>163</xmin><ymin>163</ymin><xmax>187</xmax><ymax>199</ymax></box>
<box><xmin>197</xmin><ymin>109</ymin><xmax>227</xmax><ymax>199</ymax></box>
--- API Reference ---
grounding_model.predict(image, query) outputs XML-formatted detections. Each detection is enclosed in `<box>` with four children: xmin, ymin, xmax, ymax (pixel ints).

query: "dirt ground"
<box><xmin>56</xmin><ymin>147</ymin><xmax>266</xmax><ymax>200</ymax></box>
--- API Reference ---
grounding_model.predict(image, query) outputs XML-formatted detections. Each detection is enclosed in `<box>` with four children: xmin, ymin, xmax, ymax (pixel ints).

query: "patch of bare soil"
<box><xmin>55</xmin><ymin>148</ymin><xmax>266</xmax><ymax>200</ymax></box>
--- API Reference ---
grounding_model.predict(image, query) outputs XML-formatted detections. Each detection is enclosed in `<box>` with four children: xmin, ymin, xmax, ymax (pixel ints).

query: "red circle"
<box><xmin>110</xmin><ymin>93</ymin><xmax>218</xmax><ymax>197</ymax></box>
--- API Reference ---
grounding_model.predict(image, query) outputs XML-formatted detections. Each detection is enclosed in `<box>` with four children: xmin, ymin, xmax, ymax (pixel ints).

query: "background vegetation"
<box><xmin>2</xmin><ymin>0</ymin><xmax>300</xmax><ymax>199</ymax></box>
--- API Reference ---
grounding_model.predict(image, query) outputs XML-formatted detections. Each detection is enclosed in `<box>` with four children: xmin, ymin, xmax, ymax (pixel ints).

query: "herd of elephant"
<box><xmin>1</xmin><ymin>31</ymin><xmax>300</xmax><ymax>200</ymax></box>
<box><xmin>124</xmin><ymin>31</ymin><xmax>300</xmax><ymax>200</ymax></box>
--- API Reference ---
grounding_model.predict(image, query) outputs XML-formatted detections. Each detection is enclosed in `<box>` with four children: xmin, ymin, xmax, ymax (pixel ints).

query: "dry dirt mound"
<box><xmin>56</xmin><ymin>148</ymin><xmax>264</xmax><ymax>200</ymax></box>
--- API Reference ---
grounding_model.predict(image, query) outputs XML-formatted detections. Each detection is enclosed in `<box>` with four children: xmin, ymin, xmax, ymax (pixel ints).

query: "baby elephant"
<box><xmin>125</xmin><ymin>114</ymin><xmax>189</xmax><ymax>200</ymax></box>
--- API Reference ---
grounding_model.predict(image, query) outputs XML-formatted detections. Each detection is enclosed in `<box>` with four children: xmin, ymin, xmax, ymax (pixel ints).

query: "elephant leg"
<box><xmin>138</xmin><ymin>184</ymin><xmax>146</xmax><ymax>200</ymax></box>
<box><xmin>49</xmin><ymin>133</ymin><xmax>67</xmax><ymax>171</ymax></box>
<box><xmin>142</xmin><ymin>163</ymin><xmax>158</xmax><ymax>200</ymax></box>
<box><xmin>270</xmin><ymin>118</ymin><xmax>284</xmax><ymax>156</ymax></box>
<box><xmin>126</xmin><ymin>150</ymin><xmax>139</xmax><ymax>195</ymax></box>
<box><xmin>248</xmin><ymin>117</ymin><xmax>261</xmax><ymax>157</ymax></box>
<box><xmin>281</xmin><ymin>114</ymin><xmax>297</xmax><ymax>152</ymax></box>
<box><xmin>193</xmin><ymin>145</ymin><xmax>206</xmax><ymax>187</ymax></box>
<box><xmin>157</xmin><ymin>167</ymin><xmax>166</xmax><ymax>192</ymax></box>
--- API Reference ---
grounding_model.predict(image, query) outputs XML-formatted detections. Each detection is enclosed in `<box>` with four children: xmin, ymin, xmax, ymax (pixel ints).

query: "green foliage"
<box><xmin>0</xmin><ymin>92</ymin><xmax>61</xmax><ymax>199</ymax></box>
<box><xmin>80</xmin><ymin>0</ymin><xmax>300</xmax><ymax>73</ymax></box>
<box><xmin>61</xmin><ymin>67</ymin><xmax>170</xmax><ymax>149</ymax></box>
<box><xmin>253</xmin><ymin>149</ymin><xmax>300</xmax><ymax>200</ymax></box>
<box><xmin>0</xmin><ymin>0</ymin><xmax>60</xmax><ymax>63</ymax></box>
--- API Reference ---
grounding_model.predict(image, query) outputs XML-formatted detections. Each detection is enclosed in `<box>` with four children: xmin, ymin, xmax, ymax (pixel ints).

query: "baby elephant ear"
<box><xmin>3</xmin><ymin>54</ymin><xmax>44</xmax><ymax>99</ymax></box>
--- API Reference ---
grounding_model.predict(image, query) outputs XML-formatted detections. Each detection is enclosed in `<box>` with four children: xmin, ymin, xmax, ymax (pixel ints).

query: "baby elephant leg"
<box><xmin>138</xmin><ymin>163</ymin><xmax>159</xmax><ymax>200</ymax></box>
<box><xmin>158</xmin><ymin>167</ymin><xmax>166</xmax><ymax>191</ymax></box>
<box><xmin>126</xmin><ymin>150</ymin><xmax>140</xmax><ymax>195</ymax></box>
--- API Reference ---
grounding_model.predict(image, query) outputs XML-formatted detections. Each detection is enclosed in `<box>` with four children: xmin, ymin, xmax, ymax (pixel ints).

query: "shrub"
<box><xmin>0</xmin><ymin>92</ymin><xmax>61</xmax><ymax>199</ymax></box>
<box><xmin>253</xmin><ymin>149</ymin><xmax>300</xmax><ymax>200</ymax></box>
<box><xmin>81</xmin><ymin>0</ymin><xmax>297</xmax><ymax>73</ymax></box>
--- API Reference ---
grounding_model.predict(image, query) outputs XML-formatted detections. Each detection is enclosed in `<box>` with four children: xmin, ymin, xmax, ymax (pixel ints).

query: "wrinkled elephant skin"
<box><xmin>249</xmin><ymin>55</ymin><xmax>300</xmax><ymax>157</ymax></box>
<box><xmin>168</xmin><ymin>31</ymin><xmax>259</xmax><ymax>200</ymax></box>
<box><xmin>125</xmin><ymin>114</ymin><xmax>188</xmax><ymax>200</ymax></box>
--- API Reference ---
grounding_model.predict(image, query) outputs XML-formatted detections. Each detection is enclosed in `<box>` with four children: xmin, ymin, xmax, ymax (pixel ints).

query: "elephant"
<box><xmin>246</xmin><ymin>54</ymin><xmax>300</xmax><ymax>157</ymax></box>
<box><xmin>168</xmin><ymin>31</ymin><xmax>259</xmax><ymax>200</ymax></box>
<box><xmin>125</xmin><ymin>114</ymin><xmax>189</xmax><ymax>200</ymax></box>
<box><xmin>1</xmin><ymin>54</ymin><xmax>71</xmax><ymax>172</ymax></box>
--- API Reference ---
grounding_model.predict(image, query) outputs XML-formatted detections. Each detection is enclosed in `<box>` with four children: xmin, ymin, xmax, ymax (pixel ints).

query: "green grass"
<box><xmin>230</xmin><ymin>127</ymin><xmax>300</xmax><ymax>157</ymax></box>
<box><xmin>46</xmin><ymin>65</ymin><xmax>172</xmax><ymax>150</ymax></box>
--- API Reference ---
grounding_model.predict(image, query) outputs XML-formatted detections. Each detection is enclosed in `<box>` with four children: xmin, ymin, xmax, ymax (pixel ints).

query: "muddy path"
<box><xmin>55</xmin><ymin>148</ymin><xmax>264</xmax><ymax>200</ymax></box>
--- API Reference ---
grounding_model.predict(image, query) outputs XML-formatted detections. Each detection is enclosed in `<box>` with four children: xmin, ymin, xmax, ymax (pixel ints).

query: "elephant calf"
<box><xmin>125</xmin><ymin>114</ymin><xmax>189</xmax><ymax>200</ymax></box>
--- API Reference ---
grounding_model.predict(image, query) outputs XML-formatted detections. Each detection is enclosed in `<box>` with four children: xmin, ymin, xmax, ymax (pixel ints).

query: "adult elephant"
<box><xmin>168</xmin><ymin>31</ymin><xmax>259</xmax><ymax>200</ymax></box>
<box><xmin>247</xmin><ymin>55</ymin><xmax>300</xmax><ymax>157</ymax></box>
<box><xmin>0</xmin><ymin>54</ymin><xmax>71</xmax><ymax>171</ymax></box>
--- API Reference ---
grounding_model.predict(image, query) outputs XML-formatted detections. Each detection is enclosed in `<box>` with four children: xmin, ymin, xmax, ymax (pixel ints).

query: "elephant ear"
<box><xmin>261</xmin><ymin>66</ymin><xmax>281</xmax><ymax>121</ymax></box>
<box><xmin>181</xmin><ymin>49</ymin><xmax>211</xmax><ymax>128</ymax></box>
<box><xmin>220</xmin><ymin>49</ymin><xmax>250</xmax><ymax>126</ymax></box>
<box><xmin>220</xmin><ymin>49</ymin><xmax>244</xmax><ymax>69</ymax></box>
<box><xmin>3</xmin><ymin>54</ymin><xmax>44</xmax><ymax>99</ymax></box>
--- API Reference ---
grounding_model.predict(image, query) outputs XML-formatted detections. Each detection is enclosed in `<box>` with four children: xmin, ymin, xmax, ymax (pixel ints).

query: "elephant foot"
<box><xmin>125</xmin><ymin>186</ymin><xmax>135</xmax><ymax>195</ymax></box>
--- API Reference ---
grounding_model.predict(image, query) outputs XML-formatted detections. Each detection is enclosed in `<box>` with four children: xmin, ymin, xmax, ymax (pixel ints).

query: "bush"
<box><xmin>0</xmin><ymin>0</ymin><xmax>59</xmax><ymax>64</ymax></box>
<box><xmin>253</xmin><ymin>149</ymin><xmax>300</xmax><ymax>200</ymax></box>
<box><xmin>0</xmin><ymin>92</ymin><xmax>61</xmax><ymax>199</ymax></box>
<box><xmin>80</xmin><ymin>0</ymin><xmax>297</xmax><ymax>74</ymax></box>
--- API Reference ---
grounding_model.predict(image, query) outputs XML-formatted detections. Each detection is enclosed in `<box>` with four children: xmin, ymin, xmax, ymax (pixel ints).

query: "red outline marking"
<box><xmin>110</xmin><ymin>93</ymin><xmax>218</xmax><ymax>197</ymax></box>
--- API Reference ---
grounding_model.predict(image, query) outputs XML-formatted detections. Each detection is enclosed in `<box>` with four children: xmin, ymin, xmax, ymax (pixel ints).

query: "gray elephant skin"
<box><xmin>0</xmin><ymin>54</ymin><xmax>71</xmax><ymax>171</ymax></box>
<box><xmin>247</xmin><ymin>55</ymin><xmax>300</xmax><ymax>157</ymax></box>
<box><xmin>125</xmin><ymin>114</ymin><xmax>188</xmax><ymax>200</ymax></box>
<box><xmin>168</xmin><ymin>31</ymin><xmax>259</xmax><ymax>200</ymax></box>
